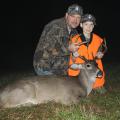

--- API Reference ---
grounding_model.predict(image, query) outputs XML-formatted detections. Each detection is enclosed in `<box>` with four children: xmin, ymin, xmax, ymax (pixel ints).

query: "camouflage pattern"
<box><xmin>33</xmin><ymin>18</ymin><xmax>75</xmax><ymax>75</ymax></box>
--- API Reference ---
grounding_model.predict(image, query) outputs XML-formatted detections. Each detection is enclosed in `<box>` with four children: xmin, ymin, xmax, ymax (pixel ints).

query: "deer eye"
<box><xmin>86</xmin><ymin>64</ymin><xmax>91</xmax><ymax>68</ymax></box>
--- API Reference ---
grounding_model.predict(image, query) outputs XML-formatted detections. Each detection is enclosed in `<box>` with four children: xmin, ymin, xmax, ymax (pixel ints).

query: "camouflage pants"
<box><xmin>34</xmin><ymin>65</ymin><xmax>68</xmax><ymax>76</ymax></box>
<box><xmin>34</xmin><ymin>66</ymin><xmax>53</xmax><ymax>75</ymax></box>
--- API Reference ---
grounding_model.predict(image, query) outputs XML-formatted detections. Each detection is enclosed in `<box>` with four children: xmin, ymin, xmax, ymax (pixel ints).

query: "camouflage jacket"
<box><xmin>33</xmin><ymin>17</ymin><xmax>77</xmax><ymax>75</ymax></box>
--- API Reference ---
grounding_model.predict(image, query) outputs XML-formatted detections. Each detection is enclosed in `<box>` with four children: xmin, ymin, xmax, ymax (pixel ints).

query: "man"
<box><xmin>33</xmin><ymin>4</ymin><xmax>83</xmax><ymax>75</ymax></box>
<box><xmin>68</xmin><ymin>14</ymin><xmax>107</xmax><ymax>94</ymax></box>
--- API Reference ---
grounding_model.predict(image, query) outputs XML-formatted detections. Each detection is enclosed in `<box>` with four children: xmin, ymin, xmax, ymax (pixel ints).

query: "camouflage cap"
<box><xmin>67</xmin><ymin>4</ymin><xmax>83</xmax><ymax>16</ymax></box>
<box><xmin>81</xmin><ymin>14</ymin><xmax>96</xmax><ymax>25</ymax></box>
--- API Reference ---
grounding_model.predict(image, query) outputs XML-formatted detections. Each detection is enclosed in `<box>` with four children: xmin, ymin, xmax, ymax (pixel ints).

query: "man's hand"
<box><xmin>72</xmin><ymin>51</ymin><xmax>79</xmax><ymax>57</ymax></box>
<box><xmin>96</xmin><ymin>52</ymin><xmax>104</xmax><ymax>59</ymax></box>
<box><xmin>68</xmin><ymin>43</ymin><xmax>79</xmax><ymax>52</ymax></box>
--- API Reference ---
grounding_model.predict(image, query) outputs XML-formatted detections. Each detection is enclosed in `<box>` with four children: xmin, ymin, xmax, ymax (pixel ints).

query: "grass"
<box><xmin>0</xmin><ymin>62</ymin><xmax>120</xmax><ymax>120</ymax></box>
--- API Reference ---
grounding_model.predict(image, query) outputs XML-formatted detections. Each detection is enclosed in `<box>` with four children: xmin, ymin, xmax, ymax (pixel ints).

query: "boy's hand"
<box><xmin>96</xmin><ymin>52</ymin><xmax>104</xmax><ymax>59</ymax></box>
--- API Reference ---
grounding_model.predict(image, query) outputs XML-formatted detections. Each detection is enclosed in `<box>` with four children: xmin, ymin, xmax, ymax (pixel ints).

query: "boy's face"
<box><xmin>81</xmin><ymin>21</ymin><xmax>94</xmax><ymax>34</ymax></box>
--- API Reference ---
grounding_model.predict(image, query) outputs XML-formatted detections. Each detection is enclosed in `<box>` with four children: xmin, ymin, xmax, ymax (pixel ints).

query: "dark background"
<box><xmin>1</xmin><ymin>0</ymin><xmax>120</xmax><ymax>72</ymax></box>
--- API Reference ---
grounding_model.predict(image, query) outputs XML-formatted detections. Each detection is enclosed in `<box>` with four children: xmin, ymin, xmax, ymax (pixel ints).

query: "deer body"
<box><xmin>0</xmin><ymin>61</ymin><xmax>100</xmax><ymax>108</ymax></box>
<box><xmin>0</xmin><ymin>76</ymin><xmax>84</xmax><ymax>108</ymax></box>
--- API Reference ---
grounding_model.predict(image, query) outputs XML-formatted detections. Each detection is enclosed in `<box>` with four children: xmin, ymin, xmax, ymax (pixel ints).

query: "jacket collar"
<box><xmin>80</xmin><ymin>33</ymin><xmax>93</xmax><ymax>46</ymax></box>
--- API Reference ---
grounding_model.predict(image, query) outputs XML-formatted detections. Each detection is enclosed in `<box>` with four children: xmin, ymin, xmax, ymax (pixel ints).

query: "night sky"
<box><xmin>1</xmin><ymin>0</ymin><xmax>120</xmax><ymax>72</ymax></box>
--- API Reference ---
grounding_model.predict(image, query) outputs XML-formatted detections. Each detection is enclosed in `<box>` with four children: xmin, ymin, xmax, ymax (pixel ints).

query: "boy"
<box><xmin>68</xmin><ymin>14</ymin><xmax>107</xmax><ymax>94</ymax></box>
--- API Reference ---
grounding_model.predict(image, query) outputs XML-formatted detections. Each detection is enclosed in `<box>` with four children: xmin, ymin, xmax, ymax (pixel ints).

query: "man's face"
<box><xmin>81</xmin><ymin>21</ymin><xmax>94</xmax><ymax>34</ymax></box>
<box><xmin>65</xmin><ymin>13</ymin><xmax>81</xmax><ymax>29</ymax></box>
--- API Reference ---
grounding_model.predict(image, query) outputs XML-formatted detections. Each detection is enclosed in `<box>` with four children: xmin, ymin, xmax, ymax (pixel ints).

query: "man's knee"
<box><xmin>34</xmin><ymin>66</ymin><xmax>53</xmax><ymax>76</ymax></box>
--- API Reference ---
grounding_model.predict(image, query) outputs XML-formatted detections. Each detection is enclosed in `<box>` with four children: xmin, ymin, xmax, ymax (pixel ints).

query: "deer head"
<box><xmin>77</xmin><ymin>56</ymin><xmax>101</xmax><ymax>97</ymax></box>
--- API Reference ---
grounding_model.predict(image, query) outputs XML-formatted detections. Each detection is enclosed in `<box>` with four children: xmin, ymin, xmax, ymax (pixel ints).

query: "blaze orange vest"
<box><xmin>68</xmin><ymin>33</ymin><xmax>105</xmax><ymax>89</ymax></box>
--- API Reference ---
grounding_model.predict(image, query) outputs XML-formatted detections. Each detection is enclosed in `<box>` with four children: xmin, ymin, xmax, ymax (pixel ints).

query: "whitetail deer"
<box><xmin>0</xmin><ymin>40</ymin><xmax>107</xmax><ymax>108</ymax></box>
<box><xmin>0</xmin><ymin>60</ymin><xmax>100</xmax><ymax>108</ymax></box>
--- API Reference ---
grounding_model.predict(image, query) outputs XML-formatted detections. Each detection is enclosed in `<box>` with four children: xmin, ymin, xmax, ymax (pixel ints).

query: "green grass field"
<box><xmin>0</xmin><ymin>62</ymin><xmax>120</xmax><ymax>120</ymax></box>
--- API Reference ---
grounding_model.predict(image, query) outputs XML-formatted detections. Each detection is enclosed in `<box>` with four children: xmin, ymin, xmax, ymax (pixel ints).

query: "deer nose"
<box><xmin>96</xmin><ymin>69</ymin><xmax>103</xmax><ymax>78</ymax></box>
